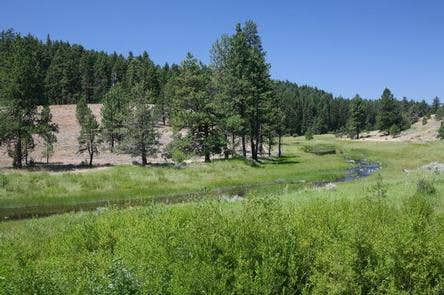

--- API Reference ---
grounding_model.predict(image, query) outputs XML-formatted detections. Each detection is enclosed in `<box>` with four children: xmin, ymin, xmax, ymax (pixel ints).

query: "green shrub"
<box><xmin>103</xmin><ymin>259</ymin><xmax>140</xmax><ymax>295</ymax></box>
<box><xmin>1</xmin><ymin>194</ymin><xmax>442</xmax><ymax>294</ymax></box>
<box><xmin>389</xmin><ymin>124</ymin><xmax>401</xmax><ymax>137</ymax></box>
<box><xmin>305</xmin><ymin>129</ymin><xmax>314</xmax><ymax>140</ymax></box>
<box><xmin>422</xmin><ymin>117</ymin><xmax>428</xmax><ymax>125</ymax></box>
<box><xmin>416</xmin><ymin>178</ymin><xmax>436</xmax><ymax>195</ymax></box>
<box><xmin>368</xmin><ymin>173</ymin><xmax>387</xmax><ymax>198</ymax></box>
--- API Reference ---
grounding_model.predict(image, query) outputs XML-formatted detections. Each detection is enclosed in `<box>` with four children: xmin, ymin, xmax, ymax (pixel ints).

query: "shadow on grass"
<box><xmin>260</xmin><ymin>155</ymin><xmax>300</xmax><ymax>165</ymax></box>
<box><xmin>0</xmin><ymin>161</ymin><xmax>178</xmax><ymax>173</ymax></box>
<box><xmin>212</xmin><ymin>154</ymin><xmax>300</xmax><ymax>166</ymax></box>
<box><xmin>0</xmin><ymin>162</ymin><xmax>114</xmax><ymax>172</ymax></box>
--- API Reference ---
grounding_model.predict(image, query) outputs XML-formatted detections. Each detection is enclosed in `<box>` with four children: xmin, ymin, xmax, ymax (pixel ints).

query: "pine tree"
<box><xmin>347</xmin><ymin>95</ymin><xmax>366</xmax><ymax>139</ymax></box>
<box><xmin>126</xmin><ymin>52</ymin><xmax>159</xmax><ymax>97</ymax></box>
<box><xmin>157</xmin><ymin>63</ymin><xmax>172</xmax><ymax>125</ymax></box>
<box><xmin>222</xmin><ymin>21</ymin><xmax>274</xmax><ymax>161</ymax></box>
<box><xmin>170</xmin><ymin>53</ymin><xmax>224</xmax><ymax>162</ymax></box>
<box><xmin>0</xmin><ymin>34</ymin><xmax>48</xmax><ymax>168</ymax></box>
<box><xmin>101</xmin><ymin>83</ymin><xmax>129</xmax><ymax>151</ymax></box>
<box><xmin>76</xmin><ymin>97</ymin><xmax>100</xmax><ymax>166</ymax></box>
<box><xmin>377</xmin><ymin>88</ymin><xmax>402</xmax><ymax>134</ymax></box>
<box><xmin>93</xmin><ymin>53</ymin><xmax>110</xmax><ymax>102</ymax></box>
<box><xmin>432</xmin><ymin>97</ymin><xmax>440</xmax><ymax>114</ymax></box>
<box><xmin>121</xmin><ymin>83</ymin><xmax>159</xmax><ymax>165</ymax></box>
<box><xmin>38</xmin><ymin>105</ymin><xmax>58</xmax><ymax>164</ymax></box>
<box><xmin>79</xmin><ymin>53</ymin><xmax>95</xmax><ymax>101</ymax></box>
<box><xmin>210</xmin><ymin>33</ymin><xmax>243</xmax><ymax>157</ymax></box>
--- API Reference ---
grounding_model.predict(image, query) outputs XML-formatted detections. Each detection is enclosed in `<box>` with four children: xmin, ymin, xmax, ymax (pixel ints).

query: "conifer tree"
<box><xmin>221</xmin><ymin>21</ymin><xmax>274</xmax><ymax>161</ymax></box>
<box><xmin>93</xmin><ymin>53</ymin><xmax>110</xmax><ymax>102</ymax></box>
<box><xmin>170</xmin><ymin>53</ymin><xmax>224</xmax><ymax>162</ymax></box>
<box><xmin>432</xmin><ymin>97</ymin><xmax>440</xmax><ymax>114</ymax></box>
<box><xmin>38</xmin><ymin>105</ymin><xmax>58</xmax><ymax>164</ymax></box>
<box><xmin>121</xmin><ymin>83</ymin><xmax>159</xmax><ymax>165</ymax></box>
<box><xmin>157</xmin><ymin>63</ymin><xmax>172</xmax><ymax>125</ymax></box>
<box><xmin>101</xmin><ymin>83</ymin><xmax>128</xmax><ymax>151</ymax></box>
<box><xmin>210</xmin><ymin>34</ymin><xmax>243</xmax><ymax>157</ymax></box>
<box><xmin>377</xmin><ymin>88</ymin><xmax>402</xmax><ymax>134</ymax></box>
<box><xmin>76</xmin><ymin>97</ymin><xmax>100</xmax><ymax>166</ymax></box>
<box><xmin>347</xmin><ymin>95</ymin><xmax>366</xmax><ymax>139</ymax></box>
<box><xmin>79</xmin><ymin>53</ymin><xmax>95</xmax><ymax>101</ymax></box>
<box><xmin>0</xmin><ymin>34</ymin><xmax>49</xmax><ymax>168</ymax></box>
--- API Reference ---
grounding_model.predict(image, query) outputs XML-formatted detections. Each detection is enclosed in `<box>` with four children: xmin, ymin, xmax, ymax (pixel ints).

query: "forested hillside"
<box><xmin>0</xmin><ymin>24</ymin><xmax>443</xmax><ymax>168</ymax></box>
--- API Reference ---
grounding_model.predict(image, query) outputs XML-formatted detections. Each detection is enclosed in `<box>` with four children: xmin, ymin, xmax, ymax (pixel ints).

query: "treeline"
<box><xmin>276</xmin><ymin>81</ymin><xmax>442</xmax><ymax>138</ymax></box>
<box><xmin>0</xmin><ymin>29</ymin><xmax>164</xmax><ymax>105</ymax></box>
<box><xmin>1</xmin><ymin>24</ymin><xmax>443</xmax><ymax>168</ymax></box>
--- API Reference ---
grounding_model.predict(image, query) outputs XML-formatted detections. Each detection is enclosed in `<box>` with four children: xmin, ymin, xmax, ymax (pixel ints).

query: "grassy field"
<box><xmin>0</xmin><ymin>137</ymin><xmax>351</xmax><ymax>219</ymax></box>
<box><xmin>0</xmin><ymin>136</ymin><xmax>443</xmax><ymax>293</ymax></box>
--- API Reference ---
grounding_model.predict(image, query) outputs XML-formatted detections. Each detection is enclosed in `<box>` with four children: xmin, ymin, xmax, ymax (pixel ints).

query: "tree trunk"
<box><xmin>14</xmin><ymin>136</ymin><xmax>22</xmax><ymax>168</ymax></box>
<box><xmin>204</xmin><ymin>152</ymin><xmax>211</xmax><ymax>163</ymax></box>
<box><xmin>89</xmin><ymin>151</ymin><xmax>93</xmax><ymax>167</ymax></box>
<box><xmin>241</xmin><ymin>135</ymin><xmax>247</xmax><ymax>157</ymax></box>
<box><xmin>110</xmin><ymin>139</ymin><xmax>115</xmax><ymax>153</ymax></box>
<box><xmin>250</xmin><ymin>137</ymin><xmax>257</xmax><ymax>161</ymax></box>
<box><xmin>356</xmin><ymin>128</ymin><xmax>360</xmax><ymax>140</ymax></box>
<box><xmin>278</xmin><ymin>135</ymin><xmax>282</xmax><ymax>158</ymax></box>
<box><xmin>141</xmin><ymin>153</ymin><xmax>147</xmax><ymax>165</ymax></box>
<box><xmin>258</xmin><ymin>127</ymin><xmax>263</xmax><ymax>156</ymax></box>
<box><xmin>231</xmin><ymin>134</ymin><xmax>236</xmax><ymax>155</ymax></box>
<box><xmin>268</xmin><ymin>140</ymin><xmax>271</xmax><ymax>157</ymax></box>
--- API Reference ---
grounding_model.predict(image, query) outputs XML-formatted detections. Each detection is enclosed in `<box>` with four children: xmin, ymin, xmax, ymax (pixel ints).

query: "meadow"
<box><xmin>0</xmin><ymin>136</ymin><xmax>443</xmax><ymax>294</ymax></box>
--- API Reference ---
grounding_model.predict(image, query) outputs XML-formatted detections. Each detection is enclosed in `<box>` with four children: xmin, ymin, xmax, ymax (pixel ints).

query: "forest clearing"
<box><xmin>1</xmin><ymin>2</ymin><xmax>444</xmax><ymax>293</ymax></box>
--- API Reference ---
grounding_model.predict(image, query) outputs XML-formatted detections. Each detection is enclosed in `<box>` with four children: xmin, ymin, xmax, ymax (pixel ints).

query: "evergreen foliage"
<box><xmin>0</xmin><ymin>32</ymin><xmax>56</xmax><ymax>168</ymax></box>
<box><xmin>76</xmin><ymin>97</ymin><xmax>100</xmax><ymax>166</ymax></box>
<box><xmin>347</xmin><ymin>95</ymin><xmax>366</xmax><ymax>139</ymax></box>
<box><xmin>120</xmin><ymin>83</ymin><xmax>159</xmax><ymax>165</ymax></box>
<box><xmin>170</xmin><ymin>53</ymin><xmax>224</xmax><ymax>162</ymax></box>
<box><xmin>101</xmin><ymin>83</ymin><xmax>129</xmax><ymax>151</ymax></box>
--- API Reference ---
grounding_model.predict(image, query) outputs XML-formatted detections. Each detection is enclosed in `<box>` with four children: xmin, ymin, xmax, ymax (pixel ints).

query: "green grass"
<box><xmin>0</xmin><ymin>135</ymin><xmax>444</xmax><ymax>293</ymax></box>
<box><xmin>0</xmin><ymin>138</ymin><xmax>350</xmax><ymax>218</ymax></box>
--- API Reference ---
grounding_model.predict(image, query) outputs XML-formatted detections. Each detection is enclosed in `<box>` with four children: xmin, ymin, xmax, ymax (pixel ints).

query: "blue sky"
<box><xmin>1</xmin><ymin>0</ymin><xmax>443</xmax><ymax>101</ymax></box>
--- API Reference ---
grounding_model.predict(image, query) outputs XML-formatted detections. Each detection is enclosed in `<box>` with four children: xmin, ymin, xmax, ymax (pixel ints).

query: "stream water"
<box><xmin>315</xmin><ymin>160</ymin><xmax>380</xmax><ymax>187</ymax></box>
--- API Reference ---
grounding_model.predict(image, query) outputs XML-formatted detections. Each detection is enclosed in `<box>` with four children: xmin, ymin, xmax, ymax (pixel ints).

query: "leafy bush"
<box><xmin>103</xmin><ymin>259</ymin><xmax>140</xmax><ymax>295</ymax></box>
<box><xmin>422</xmin><ymin>117</ymin><xmax>428</xmax><ymax>125</ymax></box>
<box><xmin>304</xmin><ymin>129</ymin><xmax>314</xmax><ymax>140</ymax></box>
<box><xmin>1</xmin><ymin>193</ymin><xmax>442</xmax><ymax>294</ymax></box>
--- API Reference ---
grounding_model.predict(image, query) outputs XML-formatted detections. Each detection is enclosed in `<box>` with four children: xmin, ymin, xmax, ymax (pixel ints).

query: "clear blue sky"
<box><xmin>1</xmin><ymin>0</ymin><xmax>443</xmax><ymax>101</ymax></box>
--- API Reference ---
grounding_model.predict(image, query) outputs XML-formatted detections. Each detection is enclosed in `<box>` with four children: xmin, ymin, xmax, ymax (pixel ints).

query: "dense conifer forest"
<box><xmin>0</xmin><ymin>24</ymin><xmax>442</xmax><ymax>168</ymax></box>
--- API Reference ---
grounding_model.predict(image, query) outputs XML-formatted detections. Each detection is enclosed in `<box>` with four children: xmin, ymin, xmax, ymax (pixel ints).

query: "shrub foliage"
<box><xmin>0</xmin><ymin>194</ymin><xmax>442</xmax><ymax>294</ymax></box>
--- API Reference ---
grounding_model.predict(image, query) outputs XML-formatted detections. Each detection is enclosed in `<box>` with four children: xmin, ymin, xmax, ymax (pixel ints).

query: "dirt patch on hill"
<box><xmin>0</xmin><ymin>104</ymin><xmax>173</xmax><ymax>168</ymax></box>
<box><xmin>358</xmin><ymin>115</ymin><xmax>442</xmax><ymax>143</ymax></box>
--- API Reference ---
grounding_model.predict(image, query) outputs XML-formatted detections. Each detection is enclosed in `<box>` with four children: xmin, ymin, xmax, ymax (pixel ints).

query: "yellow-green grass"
<box><xmin>0</xmin><ymin>137</ymin><xmax>351</xmax><ymax>218</ymax></box>
<box><xmin>1</xmin><ymin>135</ymin><xmax>444</xmax><ymax>219</ymax></box>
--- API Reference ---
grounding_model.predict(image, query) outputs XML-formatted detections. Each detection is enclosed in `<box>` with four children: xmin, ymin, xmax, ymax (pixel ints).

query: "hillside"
<box><xmin>0</xmin><ymin>104</ymin><xmax>172</xmax><ymax>168</ymax></box>
<box><xmin>358</xmin><ymin>115</ymin><xmax>442</xmax><ymax>143</ymax></box>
